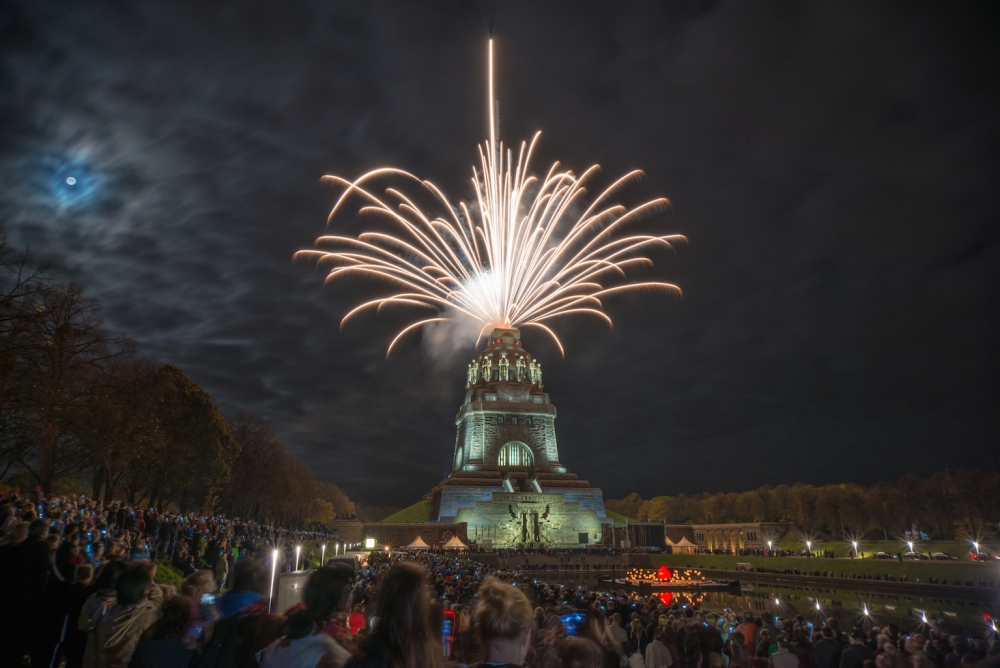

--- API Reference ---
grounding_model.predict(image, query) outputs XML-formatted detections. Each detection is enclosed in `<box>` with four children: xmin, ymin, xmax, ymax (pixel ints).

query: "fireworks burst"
<box><xmin>296</xmin><ymin>40</ymin><xmax>686</xmax><ymax>356</ymax></box>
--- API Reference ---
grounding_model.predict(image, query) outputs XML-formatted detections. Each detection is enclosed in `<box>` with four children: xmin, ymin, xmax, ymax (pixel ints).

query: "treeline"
<box><xmin>606</xmin><ymin>470</ymin><xmax>999</xmax><ymax>540</ymax></box>
<box><xmin>0</xmin><ymin>235</ymin><xmax>353</xmax><ymax>527</ymax></box>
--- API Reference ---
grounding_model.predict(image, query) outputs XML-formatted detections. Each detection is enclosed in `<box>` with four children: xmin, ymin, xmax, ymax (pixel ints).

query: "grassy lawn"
<box><xmin>155</xmin><ymin>557</ymin><xmax>184</xmax><ymax>588</ymax></box>
<box><xmin>381</xmin><ymin>498</ymin><xmax>434</xmax><ymax>523</ymax></box>
<box><xmin>650</xmin><ymin>552</ymin><xmax>998</xmax><ymax>583</ymax></box>
<box><xmin>771</xmin><ymin>534</ymin><xmax>991</xmax><ymax>560</ymax></box>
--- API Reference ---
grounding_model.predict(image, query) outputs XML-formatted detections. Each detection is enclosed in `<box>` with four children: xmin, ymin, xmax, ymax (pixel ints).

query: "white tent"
<box><xmin>666</xmin><ymin>536</ymin><xmax>698</xmax><ymax>554</ymax></box>
<box><xmin>442</xmin><ymin>535</ymin><xmax>468</xmax><ymax>551</ymax></box>
<box><xmin>406</xmin><ymin>536</ymin><xmax>431</xmax><ymax>550</ymax></box>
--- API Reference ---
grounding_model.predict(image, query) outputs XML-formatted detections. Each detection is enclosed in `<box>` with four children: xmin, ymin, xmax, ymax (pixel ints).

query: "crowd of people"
<box><xmin>0</xmin><ymin>490</ymin><xmax>338</xmax><ymax>667</ymax></box>
<box><xmin>1</xmin><ymin>489</ymin><xmax>998</xmax><ymax>668</ymax></box>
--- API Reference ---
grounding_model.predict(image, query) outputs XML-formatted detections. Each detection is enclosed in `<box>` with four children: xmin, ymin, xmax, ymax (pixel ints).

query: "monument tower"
<box><xmin>430</xmin><ymin>327</ymin><xmax>608</xmax><ymax>547</ymax></box>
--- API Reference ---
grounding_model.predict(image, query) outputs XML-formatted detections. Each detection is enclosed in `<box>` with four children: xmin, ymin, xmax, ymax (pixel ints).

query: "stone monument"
<box><xmin>429</xmin><ymin>327</ymin><xmax>608</xmax><ymax>547</ymax></box>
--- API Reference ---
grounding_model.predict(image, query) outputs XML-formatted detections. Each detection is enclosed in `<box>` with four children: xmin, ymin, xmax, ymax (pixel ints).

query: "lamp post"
<box><xmin>295</xmin><ymin>545</ymin><xmax>302</xmax><ymax>571</ymax></box>
<box><xmin>852</xmin><ymin>541</ymin><xmax>858</xmax><ymax>559</ymax></box>
<box><xmin>767</xmin><ymin>540</ymin><xmax>773</xmax><ymax>555</ymax></box>
<box><xmin>973</xmin><ymin>541</ymin><xmax>980</xmax><ymax>555</ymax></box>
<box><xmin>269</xmin><ymin>548</ymin><xmax>279</xmax><ymax>613</ymax></box>
<box><xmin>321</xmin><ymin>543</ymin><xmax>326</xmax><ymax>566</ymax></box>
<box><xmin>806</xmin><ymin>540</ymin><xmax>812</xmax><ymax>556</ymax></box>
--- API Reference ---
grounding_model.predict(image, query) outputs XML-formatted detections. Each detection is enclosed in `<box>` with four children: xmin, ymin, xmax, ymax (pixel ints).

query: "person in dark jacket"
<box><xmin>157</xmin><ymin>519</ymin><xmax>173</xmax><ymax>557</ymax></box>
<box><xmin>814</xmin><ymin>627</ymin><xmax>842</xmax><ymax>668</ymax></box>
<box><xmin>145</xmin><ymin>514</ymin><xmax>161</xmax><ymax>553</ymax></box>
<box><xmin>0</xmin><ymin>519</ymin><xmax>52</xmax><ymax>667</ymax></box>
<box><xmin>61</xmin><ymin>564</ymin><xmax>95</xmax><ymax>668</ymax></box>
<box><xmin>839</xmin><ymin>632</ymin><xmax>875</xmax><ymax>668</ymax></box>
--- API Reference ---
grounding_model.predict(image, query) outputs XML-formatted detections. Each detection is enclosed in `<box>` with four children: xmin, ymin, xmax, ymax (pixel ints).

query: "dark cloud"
<box><xmin>1</xmin><ymin>0</ymin><xmax>997</xmax><ymax>505</ymax></box>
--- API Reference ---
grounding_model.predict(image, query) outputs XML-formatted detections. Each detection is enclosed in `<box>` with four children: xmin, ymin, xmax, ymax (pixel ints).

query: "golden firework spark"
<box><xmin>296</xmin><ymin>40</ymin><xmax>685</xmax><ymax>356</ymax></box>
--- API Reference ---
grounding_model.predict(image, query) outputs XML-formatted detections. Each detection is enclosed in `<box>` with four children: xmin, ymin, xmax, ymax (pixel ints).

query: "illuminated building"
<box><xmin>430</xmin><ymin>327</ymin><xmax>608</xmax><ymax>547</ymax></box>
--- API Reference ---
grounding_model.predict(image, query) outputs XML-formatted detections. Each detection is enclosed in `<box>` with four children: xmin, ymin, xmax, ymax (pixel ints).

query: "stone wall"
<box><xmin>456</xmin><ymin>491</ymin><xmax>604</xmax><ymax>548</ymax></box>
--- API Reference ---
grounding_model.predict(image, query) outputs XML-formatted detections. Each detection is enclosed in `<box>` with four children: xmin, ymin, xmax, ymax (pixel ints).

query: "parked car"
<box><xmin>931</xmin><ymin>552</ymin><xmax>958</xmax><ymax>560</ymax></box>
<box><xmin>874</xmin><ymin>552</ymin><xmax>898</xmax><ymax>560</ymax></box>
<box><xmin>902</xmin><ymin>552</ymin><xmax>929</xmax><ymax>560</ymax></box>
<box><xmin>970</xmin><ymin>551</ymin><xmax>999</xmax><ymax>562</ymax></box>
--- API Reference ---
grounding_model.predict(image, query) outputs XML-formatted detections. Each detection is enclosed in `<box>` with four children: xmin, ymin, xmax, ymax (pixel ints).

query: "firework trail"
<box><xmin>297</xmin><ymin>40</ymin><xmax>685</xmax><ymax>356</ymax></box>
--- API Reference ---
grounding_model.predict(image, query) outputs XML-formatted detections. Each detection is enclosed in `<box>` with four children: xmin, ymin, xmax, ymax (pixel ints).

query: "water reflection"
<box><xmin>699</xmin><ymin>586</ymin><xmax>995</xmax><ymax>638</ymax></box>
<box><xmin>543</xmin><ymin>576</ymin><xmax>997</xmax><ymax>639</ymax></box>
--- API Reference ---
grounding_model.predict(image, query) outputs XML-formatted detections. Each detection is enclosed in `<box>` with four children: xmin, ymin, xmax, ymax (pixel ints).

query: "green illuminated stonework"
<box><xmin>429</xmin><ymin>328</ymin><xmax>609</xmax><ymax>548</ymax></box>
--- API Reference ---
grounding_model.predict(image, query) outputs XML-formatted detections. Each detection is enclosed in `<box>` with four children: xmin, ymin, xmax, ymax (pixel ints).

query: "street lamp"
<box><xmin>321</xmin><ymin>543</ymin><xmax>326</xmax><ymax>566</ymax></box>
<box><xmin>767</xmin><ymin>540</ymin><xmax>773</xmax><ymax>554</ymax></box>
<box><xmin>852</xmin><ymin>541</ymin><xmax>858</xmax><ymax>558</ymax></box>
<box><xmin>269</xmin><ymin>548</ymin><xmax>279</xmax><ymax>613</ymax></box>
<box><xmin>806</xmin><ymin>540</ymin><xmax>812</xmax><ymax>555</ymax></box>
<box><xmin>295</xmin><ymin>545</ymin><xmax>302</xmax><ymax>571</ymax></box>
<box><xmin>973</xmin><ymin>541</ymin><xmax>980</xmax><ymax>555</ymax></box>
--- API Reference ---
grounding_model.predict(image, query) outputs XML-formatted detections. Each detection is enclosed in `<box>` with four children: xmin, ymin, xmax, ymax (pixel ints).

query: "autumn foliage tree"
<box><xmin>0</xmin><ymin>235</ymin><xmax>355</xmax><ymax>526</ymax></box>
<box><xmin>606</xmin><ymin>471</ymin><xmax>1000</xmax><ymax>540</ymax></box>
<box><xmin>218</xmin><ymin>412</ymin><xmax>355</xmax><ymax>527</ymax></box>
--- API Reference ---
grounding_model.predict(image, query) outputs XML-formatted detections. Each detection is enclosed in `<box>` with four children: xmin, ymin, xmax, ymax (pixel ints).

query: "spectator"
<box><xmin>769</xmin><ymin>634</ymin><xmax>799</xmax><ymax>668</ymax></box>
<box><xmin>217</xmin><ymin>559</ymin><xmax>267</xmax><ymax>618</ymax></box>
<box><xmin>0</xmin><ymin>519</ymin><xmax>52</xmax><ymax>667</ymax></box>
<box><xmin>349</xmin><ymin>603</ymin><xmax>367</xmax><ymax>635</ymax></box>
<box><xmin>647</xmin><ymin>627</ymin><xmax>674</xmax><ymax>668</ymax></box>
<box><xmin>815</xmin><ymin>627</ymin><xmax>843</xmax><ymax>668</ymax></box>
<box><xmin>95</xmin><ymin>562</ymin><xmax>168</xmax><ymax>668</ymax></box>
<box><xmin>258</xmin><ymin>563</ymin><xmax>356</xmax><ymax>668</ymax></box>
<box><xmin>344</xmin><ymin>561</ymin><xmax>442</xmax><ymax>668</ymax></box>
<box><xmin>214</xmin><ymin>547</ymin><xmax>229</xmax><ymax>592</ymax></box>
<box><xmin>467</xmin><ymin>575</ymin><xmax>534</xmax><ymax>667</ymax></box>
<box><xmin>129</xmin><ymin>595</ymin><xmax>197</xmax><ymax>668</ymax></box>
<box><xmin>627</xmin><ymin>617</ymin><xmax>650</xmax><ymax>660</ymax></box>
<box><xmin>758</xmin><ymin>630</ymin><xmax>776</xmax><ymax>659</ymax></box>
<box><xmin>727</xmin><ymin>626</ymin><xmax>750</xmax><ymax>668</ymax></box>
<box><xmin>78</xmin><ymin>560</ymin><xmax>129</xmax><ymax>668</ymax></box>
<box><xmin>559</xmin><ymin>636</ymin><xmax>606</xmax><ymax>668</ymax></box>
<box><xmin>840</xmin><ymin>632</ymin><xmax>876</xmax><ymax>668</ymax></box>
<box><xmin>605</xmin><ymin>612</ymin><xmax>628</xmax><ymax>657</ymax></box>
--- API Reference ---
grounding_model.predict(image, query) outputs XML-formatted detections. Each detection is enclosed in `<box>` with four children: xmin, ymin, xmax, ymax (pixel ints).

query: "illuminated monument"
<box><xmin>430</xmin><ymin>327</ymin><xmax>608</xmax><ymax>547</ymax></box>
<box><xmin>299</xmin><ymin>41</ymin><xmax>682</xmax><ymax>548</ymax></box>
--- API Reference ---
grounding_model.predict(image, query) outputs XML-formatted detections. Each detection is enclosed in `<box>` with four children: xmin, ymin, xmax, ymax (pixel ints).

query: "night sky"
<box><xmin>2</xmin><ymin>1</ymin><xmax>998</xmax><ymax>506</ymax></box>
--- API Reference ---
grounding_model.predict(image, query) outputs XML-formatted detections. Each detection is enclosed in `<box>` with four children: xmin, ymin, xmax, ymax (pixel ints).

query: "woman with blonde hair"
<box><xmin>472</xmin><ymin>577</ymin><xmax>534</xmax><ymax>667</ymax></box>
